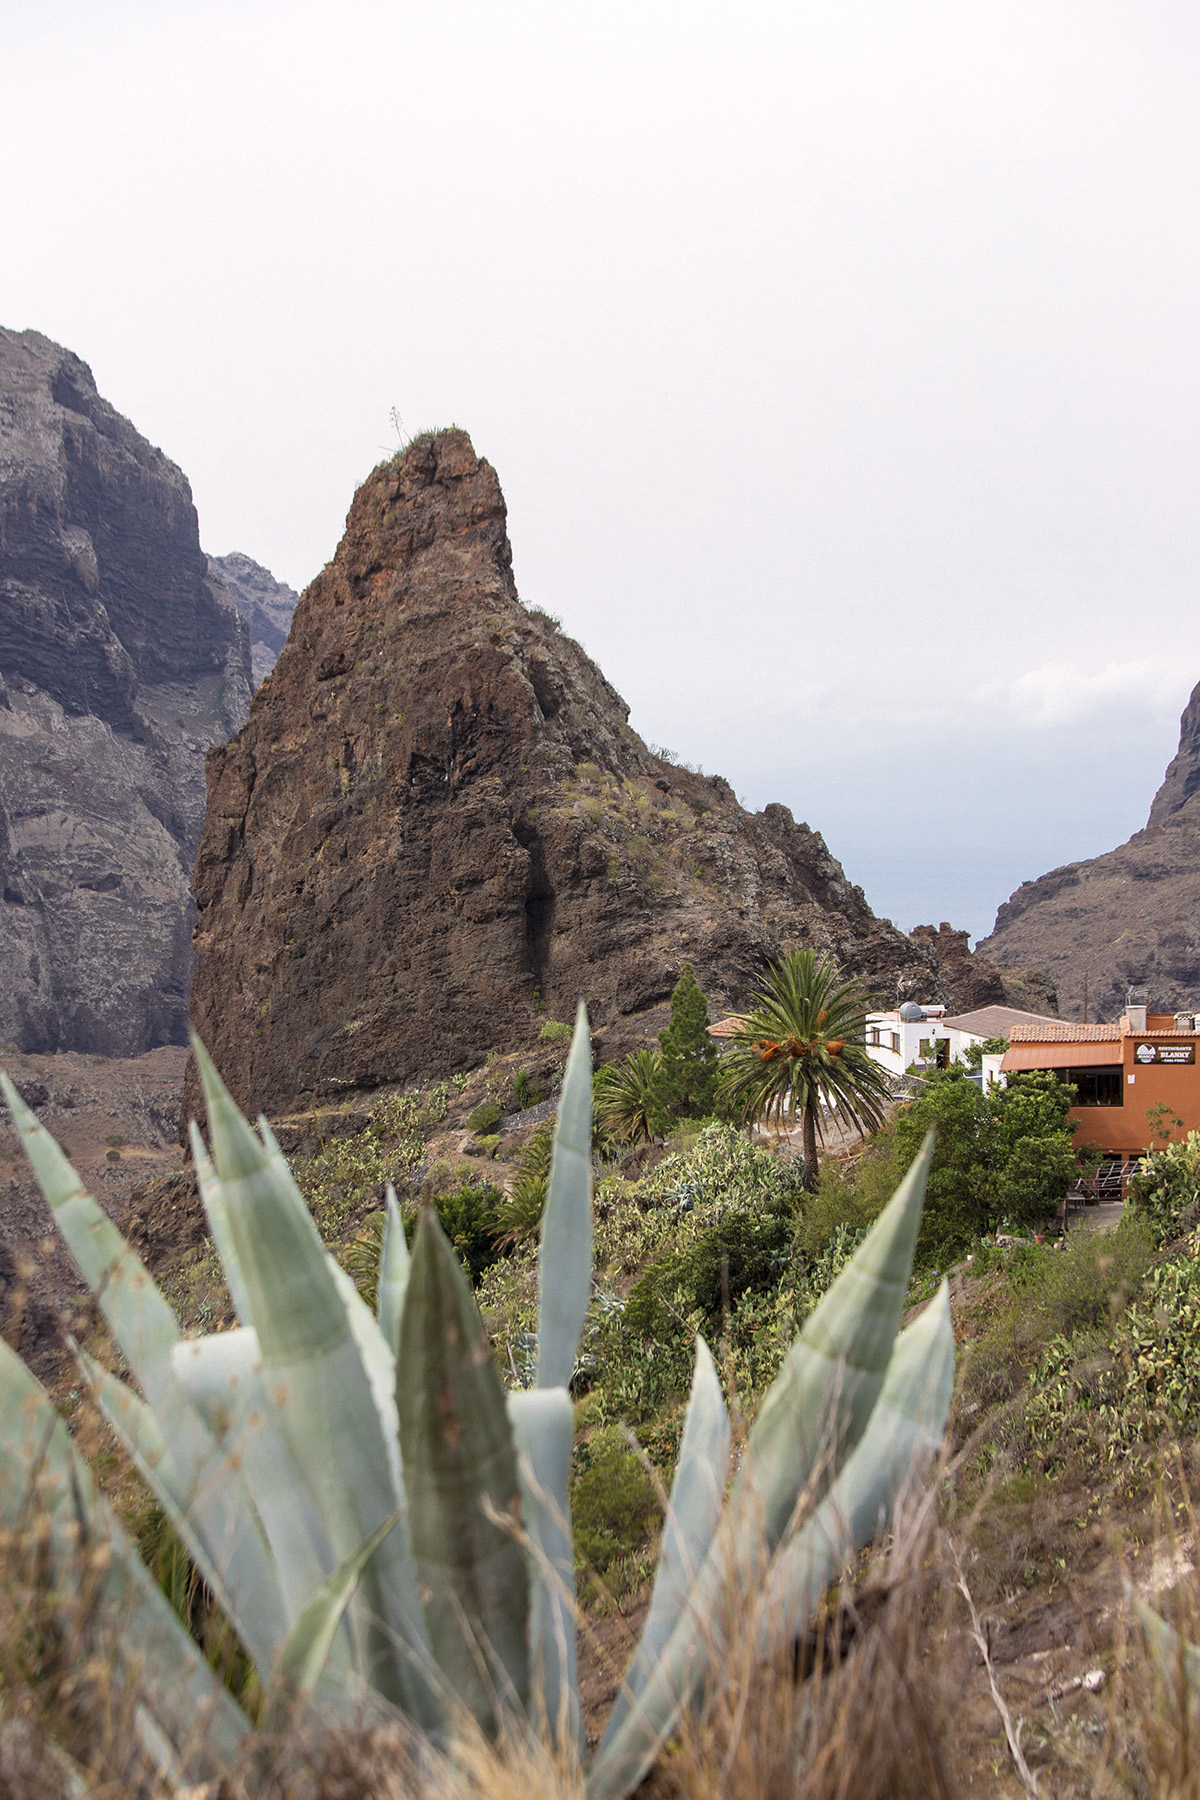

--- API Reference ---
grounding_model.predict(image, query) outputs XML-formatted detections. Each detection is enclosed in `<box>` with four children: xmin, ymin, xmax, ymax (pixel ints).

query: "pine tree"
<box><xmin>658</xmin><ymin>963</ymin><xmax>720</xmax><ymax>1118</ymax></box>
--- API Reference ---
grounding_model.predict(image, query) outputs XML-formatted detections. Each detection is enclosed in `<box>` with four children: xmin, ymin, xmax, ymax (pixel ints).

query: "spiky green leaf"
<box><xmin>536</xmin><ymin>1002</ymin><xmax>594</xmax><ymax>1388</ymax></box>
<box><xmin>397</xmin><ymin>1208</ymin><xmax>529</xmax><ymax>1732</ymax></box>
<box><xmin>191</xmin><ymin>1036</ymin><xmax>439</xmax><ymax>1726</ymax></box>
<box><xmin>265</xmin><ymin>1512</ymin><xmax>401</xmax><ymax>1719</ymax></box>
<box><xmin>378</xmin><ymin>1185</ymin><xmax>410</xmax><ymax>1354</ymax></box>
<box><xmin>756</xmin><ymin>1281</ymin><xmax>954</xmax><ymax>1651</ymax></box>
<box><xmin>587</xmin><ymin>1135</ymin><xmax>936</xmax><ymax>1800</ymax></box>
<box><xmin>507</xmin><ymin>1385</ymin><xmax>580</xmax><ymax>1752</ymax></box>
<box><xmin>600</xmin><ymin>1337</ymin><xmax>729</xmax><ymax>1750</ymax></box>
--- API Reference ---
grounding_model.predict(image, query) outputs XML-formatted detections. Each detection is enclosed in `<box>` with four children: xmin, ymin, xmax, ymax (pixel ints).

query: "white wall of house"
<box><xmin>865</xmin><ymin>1007</ymin><xmax>946</xmax><ymax>1076</ymax></box>
<box><xmin>865</xmin><ymin>1007</ymin><xmax>1005</xmax><ymax>1088</ymax></box>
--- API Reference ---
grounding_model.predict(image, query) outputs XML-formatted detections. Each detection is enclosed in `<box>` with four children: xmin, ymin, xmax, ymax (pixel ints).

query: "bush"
<box><xmin>512</xmin><ymin>1068</ymin><xmax>545</xmax><ymax>1110</ymax></box>
<box><xmin>1129</xmin><ymin>1130</ymin><xmax>1200</xmax><ymax>1244</ymax></box>
<box><xmin>571</xmin><ymin>1427</ymin><xmax>662</xmax><ymax>1573</ymax></box>
<box><xmin>426</xmin><ymin>1180</ymin><xmax>505</xmax><ymax>1284</ymax></box>
<box><xmin>623</xmin><ymin>1208</ymin><xmax>793</xmax><ymax>1341</ymax></box>
<box><xmin>796</xmin><ymin>1134</ymin><xmax>898</xmax><ymax>1257</ymax></box>
<box><xmin>538</xmin><ymin>1019</ymin><xmax>572</xmax><ymax>1043</ymax></box>
<box><xmin>467</xmin><ymin>1099</ymin><xmax>502</xmax><ymax>1135</ymax></box>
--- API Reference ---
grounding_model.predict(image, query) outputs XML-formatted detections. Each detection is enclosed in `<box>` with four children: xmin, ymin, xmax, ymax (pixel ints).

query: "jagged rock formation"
<box><xmin>908</xmin><ymin>923</ymin><xmax>1058</xmax><ymax>1018</ymax></box>
<box><xmin>0</xmin><ymin>327</ymin><xmax>252</xmax><ymax>1055</ymax></box>
<box><xmin>979</xmin><ymin>678</ymin><xmax>1200</xmax><ymax>1020</ymax></box>
<box><xmin>187</xmin><ymin>429</ymin><xmax>1015</xmax><ymax>1118</ymax></box>
<box><xmin>207</xmin><ymin>552</ymin><xmax>298</xmax><ymax>688</ymax></box>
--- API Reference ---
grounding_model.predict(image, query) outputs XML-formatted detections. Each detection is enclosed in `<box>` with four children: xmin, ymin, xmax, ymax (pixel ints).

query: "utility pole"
<box><xmin>1083</xmin><ymin>971</ymin><xmax>1089</xmax><ymax>1025</ymax></box>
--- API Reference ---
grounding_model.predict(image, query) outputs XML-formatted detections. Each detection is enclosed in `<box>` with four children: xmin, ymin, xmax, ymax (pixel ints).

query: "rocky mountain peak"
<box><xmin>206</xmin><ymin>551</ymin><xmax>299</xmax><ymax>688</ymax></box>
<box><xmin>186</xmin><ymin>429</ymin><xmax>1033</xmax><ymax>1118</ymax></box>
<box><xmin>979</xmin><ymin>680</ymin><xmax>1200</xmax><ymax>1020</ymax></box>
<box><xmin>1147</xmin><ymin>678</ymin><xmax>1200</xmax><ymax>829</ymax></box>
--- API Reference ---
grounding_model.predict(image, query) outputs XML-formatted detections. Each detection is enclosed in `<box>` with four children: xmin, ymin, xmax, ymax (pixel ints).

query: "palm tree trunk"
<box><xmin>802</xmin><ymin>1100</ymin><xmax>819</xmax><ymax>1191</ymax></box>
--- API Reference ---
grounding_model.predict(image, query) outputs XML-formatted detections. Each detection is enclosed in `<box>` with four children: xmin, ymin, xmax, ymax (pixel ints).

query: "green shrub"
<box><xmin>796</xmin><ymin>1135</ymin><xmax>897</xmax><ymax>1257</ymax></box>
<box><xmin>512</xmin><ymin>1068</ymin><xmax>545</xmax><ymax>1110</ymax></box>
<box><xmin>467</xmin><ymin>1099</ymin><xmax>502</xmax><ymax>1135</ymax></box>
<box><xmin>623</xmin><ymin>1208</ymin><xmax>793</xmax><ymax>1342</ymax></box>
<box><xmin>426</xmin><ymin>1180</ymin><xmax>505</xmax><ymax>1284</ymax></box>
<box><xmin>1012</xmin><ymin>1217</ymin><xmax>1155</xmax><ymax>1342</ymax></box>
<box><xmin>538</xmin><ymin>1019</ymin><xmax>572</xmax><ymax>1043</ymax></box>
<box><xmin>1129</xmin><ymin>1130</ymin><xmax>1200</xmax><ymax>1244</ymax></box>
<box><xmin>571</xmin><ymin>1427</ymin><xmax>663</xmax><ymax>1573</ymax></box>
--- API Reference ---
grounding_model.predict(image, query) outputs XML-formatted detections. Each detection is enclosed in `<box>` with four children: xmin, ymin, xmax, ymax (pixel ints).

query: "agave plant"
<box><xmin>0</xmin><ymin>1006</ymin><xmax>953</xmax><ymax>1795</ymax></box>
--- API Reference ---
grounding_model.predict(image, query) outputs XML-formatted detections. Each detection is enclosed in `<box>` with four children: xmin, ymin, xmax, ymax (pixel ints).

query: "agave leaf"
<box><xmin>397</xmin><ymin>1209</ymin><xmax>530</xmax><ymax>1732</ymax></box>
<box><xmin>378</xmin><ymin>1185</ymin><xmax>410</xmax><ymax>1354</ymax></box>
<box><xmin>587</xmin><ymin>1135</ymin><xmax>937</xmax><ymax>1800</ymax></box>
<box><xmin>169</xmin><ymin>1330</ymin><xmax>339</xmax><ymax>1638</ymax></box>
<box><xmin>755</xmin><ymin>1281</ymin><xmax>954</xmax><ymax>1653</ymax></box>
<box><xmin>1131</xmin><ymin>1588</ymin><xmax>1200</xmax><ymax>1702</ymax></box>
<box><xmin>191</xmin><ymin>1037</ymin><xmax>439</xmax><ymax>1727</ymax></box>
<box><xmin>79</xmin><ymin>1348</ymin><xmax>287</xmax><ymax>1674</ymax></box>
<box><xmin>189</xmin><ymin>1121</ymin><xmax>253</xmax><ymax>1324</ymax></box>
<box><xmin>264</xmin><ymin>1511</ymin><xmax>401</xmax><ymax>1721</ymax></box>
<box><xmin>536</xmin><ymin>1003</ymin><xmax>594</xmax><ymax>1389</ymax></box>
<box><xmin>735</xmin><ymin>1128</ymin><xmax>935</xmax><ymax>1552</ymax></box>
<box><xmin>328</xmin><ymin>1256</ymin><xmax>407</xmax><ymax>1504</ymax></box>
<box><xmin>599</xmin><ymin>1337</ymin><xmax>729</xmax><ymax>1752</ymax></box>
<box><xmin>507</xmin><ymin>1385</ymin><xmax>580</xmax><ymax>1752</ymax></box>
<box><xmin>0</xmin><ymin>1337</ymin><xmax>249</xmax><ymax>1777</ymax></box>
<box><xmin>1</xmin><ymin>1076</ymin><xmax>179</xmax><ymax>1409</ymax></box>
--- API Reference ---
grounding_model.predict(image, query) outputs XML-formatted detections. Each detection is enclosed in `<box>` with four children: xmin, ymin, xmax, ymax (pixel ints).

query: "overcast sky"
<box><xmin>5</xmin><ymin>0</ymin><xmax>1199</xmax><ymax>941</ymax></box>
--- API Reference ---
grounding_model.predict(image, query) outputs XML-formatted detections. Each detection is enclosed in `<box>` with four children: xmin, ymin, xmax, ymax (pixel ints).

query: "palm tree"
<box><xmin>718</xmin><ymin>949</ymin><xmax>892</xmax><ymax>1190</ymax></box>
<box><xmin>594</xmin><ymin>1049</ymin><xmax>669</xmax><ymax>1146</ymax></box>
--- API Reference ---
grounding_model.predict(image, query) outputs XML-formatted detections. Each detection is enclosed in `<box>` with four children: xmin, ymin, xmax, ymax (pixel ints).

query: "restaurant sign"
<box><xmin>1134</xmin><ymin>1041</ymin><xmax>1196</xmax><ymax>1065</ymax></box>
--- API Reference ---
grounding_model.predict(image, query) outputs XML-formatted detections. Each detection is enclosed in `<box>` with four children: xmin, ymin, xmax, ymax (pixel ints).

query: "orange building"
<box><xmin>1002</xmin><ymin>1000</ymin><xmax>1200</xmax><ymax>1162</ymax></box>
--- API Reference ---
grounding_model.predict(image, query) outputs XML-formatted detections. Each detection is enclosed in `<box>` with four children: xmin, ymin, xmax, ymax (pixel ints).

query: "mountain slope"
<box><xmin>0</xmin><ymin>327</ymin><xmax>251</xmax><ymax>1053</ymax></box>
<box><xmin>978</xmin><ymin>680</ymin><xmax>1200</xmax><ymax>1020</ymax></box>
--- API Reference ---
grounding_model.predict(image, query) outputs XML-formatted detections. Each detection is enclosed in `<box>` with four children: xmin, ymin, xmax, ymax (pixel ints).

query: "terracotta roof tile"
<box><xmin>1008</xmin><ymin>1022</ymin><xmax>1121</xmax><ymax>1042</ymax></box>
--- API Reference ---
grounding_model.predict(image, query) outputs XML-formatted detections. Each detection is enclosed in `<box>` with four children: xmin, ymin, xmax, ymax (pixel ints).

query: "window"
<box><xmin>889</xmin><ymin>1032</ymin><xmax>900</xmax><ymax>1054</ymax></box>
<box><xmin>868</xmin><ymin>1027</ymin><xmax>880</xmax><ymax>1046</ymax></box>
<box><xmin>1062</xmin><ymin>1067</ymin><xmax>1122</xmax><ymax>1108</ymax></box>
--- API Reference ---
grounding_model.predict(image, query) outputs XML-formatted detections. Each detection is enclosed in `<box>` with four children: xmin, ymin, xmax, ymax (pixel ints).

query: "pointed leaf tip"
<box><xmin>191</xmin><ymin>1035</ymin><xmax>270</xmax><ymax>1183</ymax></box>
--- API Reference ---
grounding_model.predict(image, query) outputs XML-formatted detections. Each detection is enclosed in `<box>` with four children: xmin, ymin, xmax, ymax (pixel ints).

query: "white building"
<box><xmin>864</xmin><ymin>1002</ymin><xmax>1061</xmax><ymax>1089</ymax></box>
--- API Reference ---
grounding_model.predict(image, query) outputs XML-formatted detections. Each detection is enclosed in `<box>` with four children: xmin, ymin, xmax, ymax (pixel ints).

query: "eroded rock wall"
<box><xmin>0</xmin><ymin>327</ymin><xmax>251</xmax><ymax>1053</ymax></box>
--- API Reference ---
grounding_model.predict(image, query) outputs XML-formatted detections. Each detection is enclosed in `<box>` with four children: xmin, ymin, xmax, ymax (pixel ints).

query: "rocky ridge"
<box><xmin>979</xmin><ymin>678</ymin><xmax>1200</xmax><ymax>1020</ymax></box>
<box><xmin>188</xmin><ymin>428</ymin><xmax>1043</xmax><ymax>1119</ymax></box>
<box><xmin>207</xmin><ymin>551</ymin><xmax>299</xmax><ymax>688</ymax></box>
<box><xmin>0</xmin><ymin>327</ymin><xmax>252</xmax><ymax>1054</ymax></box>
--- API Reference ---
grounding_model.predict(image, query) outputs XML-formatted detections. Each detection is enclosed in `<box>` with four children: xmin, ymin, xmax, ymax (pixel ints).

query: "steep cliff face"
<box><xmin>0</xmin><ymin>327</ymin><xmax>251</xmax><ymax>1054</ymax></box>
<box><xmin>207</xmin><ymin>552</ymin><xmax>298</xmax><ymax>688</ymax></box>
<box><xmin>188</xmin><ymin>429</ymin><xmax>1001</xmax><ymax>1118</ymax></box>
<box><xmin>979</xmin><ymin>681</ymin><xmax>1200</xmax><ymax>1020</ymax></box>
<box><xmin>908</xmin><ymin>923</ymin><xmax>1058</xmax><ymax>1017</ymax></box>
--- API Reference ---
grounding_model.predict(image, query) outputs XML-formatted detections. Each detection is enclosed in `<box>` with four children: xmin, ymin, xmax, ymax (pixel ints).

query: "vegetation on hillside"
<box><xmin>8</xmin><ymin>975</ymin><xmax>1200</xmax><ymax>1793</ymax></box>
